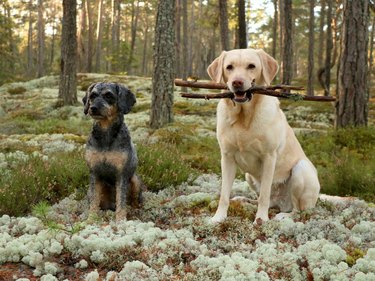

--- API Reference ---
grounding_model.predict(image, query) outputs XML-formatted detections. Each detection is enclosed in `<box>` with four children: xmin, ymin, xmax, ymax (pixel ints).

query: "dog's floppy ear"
<box><xmin>83</xmin><ymin>83</ymin><xmax>97</xmax><ymax>115</ymax></box>
<box><xmin>116</xmin><ymin>84</ymin><xmax>136</xmax><ymax>114</ymax></box>
<box><xmin>256</xmin><ymin>49</ymin><xmax>279</xmax><ymax>85</ymax></box>
<box><xmin>207</xmin><ymin>51</ymin><xmax>226</xmax><ymax>83</ymax></box>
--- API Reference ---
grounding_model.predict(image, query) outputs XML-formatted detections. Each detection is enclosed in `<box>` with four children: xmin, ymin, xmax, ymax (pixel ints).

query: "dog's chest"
<box><xmin>85</xmin><ymin>149</ymin><xmax>128</xmax><ymax>171</ymax></box>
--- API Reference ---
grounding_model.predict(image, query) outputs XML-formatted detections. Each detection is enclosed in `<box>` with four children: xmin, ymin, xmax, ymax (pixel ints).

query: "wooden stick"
<box><xmin>175</xmin><ymin>79</ymin><xmax>336</xmax><ymax>102</ymax></box>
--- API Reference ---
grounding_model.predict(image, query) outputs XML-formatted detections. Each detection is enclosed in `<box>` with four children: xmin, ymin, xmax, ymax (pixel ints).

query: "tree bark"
<box><xmin>324</xmin><ymin>0</ymin><xmax>333</xmax><ymax>96</ymax></box>
<box><xmin>175</xmin><ymin>0</ymin><xmax>182</xmax><ymax>77</ymax></box>
<box><xmin>95</xmin><ymin>0</ymin><xmax>104</xmax><ymax>72</ymax></box>
<box><xmin>182</xmin><ymin>0</ymin><xmax>188</xmax><ymax>81</ymax></box>
<box><xmin>77</xmin><ymin>0</ymin><xmax>87</xmax><ymax>72</ymax></box>
<box><xmin>282</xmin><ymin>0</ymin><xmax>293</xmax><ymax>84</ymax></box>
<box><xmin>271</xmin><ymin>0</ymin><xmax>278</xmax><ymax>59</ymax></box>
<box><xmin>86</xmin><ymin>0</ymin><xmax>94</xmax><ymax>72</ymax></box>
<box><xmin>307</xmin><ymin>0</ymin><xmax>315</xmax><ymax>96</ymax></box>
<box><xmin>128</xmin><ymin>0</ymin><xmax>140</xmax><ymax>73</ymax></box>
<box><xmin>58</xmin><ymin>0</ymin><xmax>77</xmax><ymax>106</ymax></box>
<box><xmin>336</xmin><ymin>0</ymin><xmax>369</xmax><ymax>127</ymax></box>
<box><xmin>238</xmin><ymin>0</ymin><xmax>247</xmax><ymax>48</ymax></box>
<box><xmin>369</xmin><ymin>14</ymin><xmax>375</xmax><ymax>97</ymax></box>
<box><xmin>27</xmin><ymin>0</ymin><xmax>33</xmax><ymax>77</ymax></box>
<box><xmin>317</xmin><ymin>0</ymin><xmax>326</xmax><ymax>67</ymax></box>
<box><xmin>219</xmin><ymin>0</ymin><xmax>229</xmax><ymax>50</ymax></box>
<box><xmin>37</xmin><ymin>0</ymin><xmax>44</xmax><ymax>78</ymax></box>
<box><xmin>150</xmin><ymin>0</ymin><xmax>176</xmax><ymax>129</ymax></box>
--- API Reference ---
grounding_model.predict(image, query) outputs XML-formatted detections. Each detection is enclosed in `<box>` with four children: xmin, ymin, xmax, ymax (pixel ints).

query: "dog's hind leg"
<box><xmin>289</xmin><ymin>159</ymin><xmax>320</xmax><ymax>211</ymax></box>
<box><xmin>128</xmin><ymin>174</ymin><xmax>143</xmax><ymax>208</ymax></box>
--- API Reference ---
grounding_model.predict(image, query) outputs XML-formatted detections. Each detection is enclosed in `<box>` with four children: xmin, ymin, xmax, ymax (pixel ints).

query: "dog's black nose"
<box><xmin>90</xmin><ymin>106</ymin><xmax>99</xmax><ymax>114</ymax></box>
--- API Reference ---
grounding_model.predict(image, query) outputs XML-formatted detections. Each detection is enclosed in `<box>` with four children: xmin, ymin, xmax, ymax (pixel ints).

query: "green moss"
<box><xmin>346</xmin><ymin>248</ymin><xmax>366</xmax><ymax>267</ymax></box>
<box><xmin>8</xmin><ymin>86</ymin><xmax>27</xmax><ymax>95</ymax></box>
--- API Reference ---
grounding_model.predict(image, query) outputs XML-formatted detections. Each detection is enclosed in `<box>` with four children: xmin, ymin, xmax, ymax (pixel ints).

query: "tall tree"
<box><xmin>307</xmin><ymin>0</ymin><xmax>315</xmax><ymax>96</ymax></box>
<box><xmin>58</xmin><ymin>0</ymin><xmax>78</xmax><ymax>105</ymax></box>
<box><xmin>77</xmin><ymin>0</ymin><xmax>87</xmax><ymax>72</ymax></box>
<box><xmin>27</xmin><ymin>0</ymin><xmax>34</xmax><ymax>77</ymax></box>
<box><xmin>95</xmin><ymin>0</ymin><xmax>104</xmax><ymax>72</ymax></box>
<box><xmin>271</xmin><ymin>0</ymin><xmax>278</xmax><ymax>59</ymax></box>
<box><xmin>128</xmin><ymin>0</ymin><xmax>140</xmax><ymax>73</ymax></box>
<box><xmin>324</xmin><ymin>0</ymin><xmax>333</xmax><ymax>96</ymax></box>
<box><xmin>237</xmin><ymin>0</ymin><xmax>247</xmax><ymax>48</ymax></box>
<box><xmin>219</xmin><ymin>0</ymin><xmax>229</xmax><ymax>50</ymax></box>
<box><xmin>150</xmin><ymin>0</ymin><xmax>175</xmax><ymax>129</ymax></box>
<box><xmin>317</xmin><ymin>0</ymin><xmax>326</xmax><ymax>67</ymax></box>
<box><xmin>182</xmin><ymin>0</ymin><xmax>188</xmax><ymax>81</ymax></box>
<box><xmin>37</xmin><ymin>0</ymin><xmax>45</xmax><ymax>77</ymax></box>
<box><xmin>175</xmin><ymin>0</ymin><xmax>182</xmax><ymax>77</ymax></box>
<box><xmin>86</xmin><ymin>0</ymin><xmax>94</xmax><ymax>72</ymax></box>
<box><xmin>336</xmin><ymin>0</ymin><xmax>369</xmax><ymax>127</ymax></box>
<box><xmin>282</xmin><ymin>0</ymin><xmax>293</xmax><ymax>84</ymax></box>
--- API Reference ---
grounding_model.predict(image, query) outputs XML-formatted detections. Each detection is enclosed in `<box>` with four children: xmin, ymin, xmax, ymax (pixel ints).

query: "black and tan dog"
<box><xmin>82</xmin><ymin>82</ymin><xmax>142</xmax><ymax>221</ymax></box>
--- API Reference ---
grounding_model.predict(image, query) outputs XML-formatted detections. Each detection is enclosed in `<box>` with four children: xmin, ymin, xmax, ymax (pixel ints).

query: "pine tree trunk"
<box><xmin>317</xmin><ymin>0</ymin><xmax>326</xmax><ymax>67</ymax></box>
<box><xmin>238</xmin><ymin>0</ymin><xmax>247</xmax><ymax>48</ymax></box>
<box><xmin>77</xmin><ymin>0</ymin><xmax>87</xmax><ymax>72</ymax></box>
<box><xmin>128</xmin><ymin>0</ymin><xmax>140</xmax><ymax>74</ymax></box>
<box><xmin>37</xmin><ymin>0</ymin><xmax>44</xmax><ymax>78</ymax></box>
<box><xmin>86</xmin><ymin>0</ymin><xmax>94</xmax><ymax>72</ymax></box>
<box><xmin>307</xmin><ymin>0</ymin><xmax>315</xmax><ymax>96</ymax></box>
<box><xmin>282</xmin><ymin>0</ymin><xmax>293</xmax><ymax>84</ymax></box>
<box><xmin>27</xmin><ymin>0</ymin><xmax>33</xmax><ymax>77</ymax></box>
<box><xmin>150</xmin><ymin>0</ymin><xmax>175</xmax><ymax>129</ymax></box>
<box><xmin>58</xmin><ymin>0</ymin><xmax>77</xmax><ymax>106</ymax></box>
<box><xmin>324</xmin><ymin>0</ymin><xmax>333</xmax><ymax>96</ymax></box>
<box><xmin>95</xmin><ymin>0</ymin><xmax>104</xmax><ymax>72</ymax></box>
<box><xmin>336</xmin><ymin>0</ymin><xmax>369</xmax><ymax>127</ymax></box>
<box><xmin>175</xmin><ymin>0</ymin><xmax>181</xmax><ymax>78</ymax></box>
<box><xmin>219</xmin><ymin>0</ymin><xmax>229</xmax><ymax>51</ymax></box>
<box><xmin>182</xmin><ymin>0</ymin><xmax>188</xmax><ymax>81</ymax></box>
<box><xmin>369</xmin><ymin>15</ymin><xmax>375</xmax><ymax>96</ymax></box>
<box><xmin>271</xmin><ymin>0</ymin><xmax>278</xmax><ymax>59</ymax></box>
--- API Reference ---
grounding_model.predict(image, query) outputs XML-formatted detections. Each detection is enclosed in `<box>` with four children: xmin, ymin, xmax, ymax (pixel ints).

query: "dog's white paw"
<box><xmin>253</xmin><ymin>211</ymin><xmax>269</xmax><ymax>225</ymax></box>
<box><xmin>274</xmin><ymin>212</ymin><xmax>292</xmax><ymax>221</ymax></box>
<box><xmin>210</xmin><ymin>213</ymin><xmax>227</xmax><ymax>224</ymax></box>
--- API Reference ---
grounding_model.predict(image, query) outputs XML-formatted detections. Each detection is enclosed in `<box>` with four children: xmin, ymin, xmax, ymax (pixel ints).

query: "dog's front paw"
<box><xmin>253</xmin><ymin>211</ymin><xmax>269</xmax><ymax>225</ymax></box>
<box><xmin>116</xmin><ymin>209</ymin><xmax>127</xmax><ymax>222</ymax></box>
<box><xmin>210</xmin><ymin>213</ymin><xmax>227</xmax><ymax>224</ymax></box>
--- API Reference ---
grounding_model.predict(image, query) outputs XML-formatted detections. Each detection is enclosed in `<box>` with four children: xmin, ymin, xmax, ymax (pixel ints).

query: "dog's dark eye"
<box><xmin>226</xmin><ymin>65</ymin><xmax>233</xmax><ymax>70</ymax></box>
<box><xmin>89</xmin><ymin>93</ymin><xmax>98</xmax><ymax>100</ymax></box>
<box><xmin>247</xmin><ymin>64</ymin><xmax>255</xmax><ymax>70</ymax></box>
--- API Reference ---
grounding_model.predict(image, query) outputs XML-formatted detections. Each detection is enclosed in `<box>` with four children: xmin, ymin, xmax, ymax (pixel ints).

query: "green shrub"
<box><xmin>137</xmin><ymin>142</ymin><xmax>197</xmax><ymax>192</ymax></box>
<box><xmin>298</xmin><ymin>127</ymin><xmax>375</xmax><ymax>203</ymax></box>
<box><xmin>8</xmin><ymin>86</ymin><xmax>27</xmax><ymax>95</ymax></box>
<box><xmin>0</xmin><ymin>151</ymin><xmax>88</xmax><ymax>216</ymax></box>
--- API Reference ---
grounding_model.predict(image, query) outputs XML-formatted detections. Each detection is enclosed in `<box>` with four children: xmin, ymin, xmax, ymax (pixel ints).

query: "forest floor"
<box><xmin>0</xmin><ymin>75</ymin><xmax>374</xmax><ymax>281</ymax></box>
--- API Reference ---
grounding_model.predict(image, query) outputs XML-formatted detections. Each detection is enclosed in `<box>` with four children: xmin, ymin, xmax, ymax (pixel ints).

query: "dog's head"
<box><xmin>82</xmin><ymin>82</ymin><xmax>136</xmax><ymax>119</ymax></box>
<box><xmin>207</xmin><ymin>49</ymin><xmax>278</xmax><ymax>103</ymax></box>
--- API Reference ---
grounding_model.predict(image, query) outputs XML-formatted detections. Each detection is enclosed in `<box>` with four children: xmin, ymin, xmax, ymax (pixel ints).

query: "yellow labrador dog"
<box><xmin>208</xmin><ymin>48</ymin><xmax>320</xmax><ymax>224</ymax></box>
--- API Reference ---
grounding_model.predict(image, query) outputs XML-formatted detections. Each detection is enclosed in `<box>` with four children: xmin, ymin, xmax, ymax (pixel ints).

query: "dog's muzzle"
<box><xmin>233</xmin><ymin>91</ymin><xmax>253</xmax><ymax>103</ymax></box>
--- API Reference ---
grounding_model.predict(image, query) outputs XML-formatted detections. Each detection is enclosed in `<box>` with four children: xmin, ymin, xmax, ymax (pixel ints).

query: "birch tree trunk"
<box><xmin>58</xmin><ymin>0</ymin><xmax>77</xmax><ymax>106</ymax></box>
<box><xmin>150</xmin><ymin>0</ymin><xmax>175</xmax><ymax>129</ymax></box>
<box><xmin>336</xmin><ymin>0</ymin><xmax>369</xmax><ymax>127</ymax></box>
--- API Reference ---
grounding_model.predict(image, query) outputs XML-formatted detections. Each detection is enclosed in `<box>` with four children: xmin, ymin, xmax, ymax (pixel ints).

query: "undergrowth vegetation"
<box><xmin>0</xmin><ymin>75</ymin><xmax>374</xmax><ymax>280</ymax></box>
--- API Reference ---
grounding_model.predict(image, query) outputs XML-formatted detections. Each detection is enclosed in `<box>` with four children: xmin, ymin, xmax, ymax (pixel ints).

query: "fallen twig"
<box><xmin>174</xmin><ymin>79</ymin><xmax>336</xmax><ymax>102</ymax></box>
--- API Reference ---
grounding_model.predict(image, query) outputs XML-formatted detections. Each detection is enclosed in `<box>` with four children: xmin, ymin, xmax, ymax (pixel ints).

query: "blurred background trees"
<box><xmin>0</xmin><ymin>0</ymin><xmax>374</xmax><ymax>126</ymax></box>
